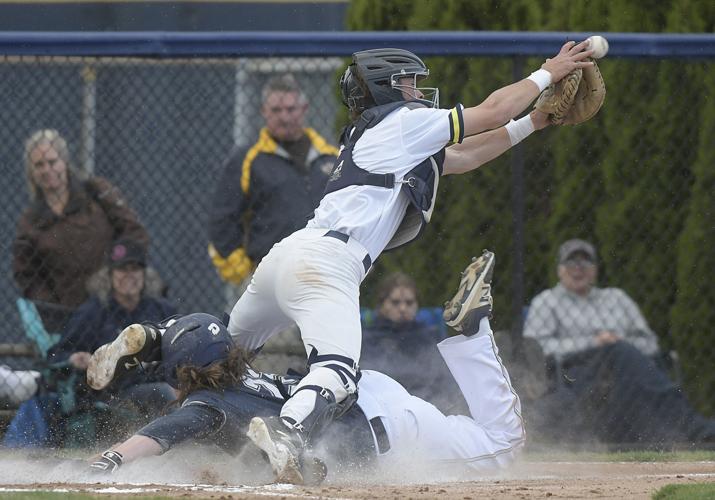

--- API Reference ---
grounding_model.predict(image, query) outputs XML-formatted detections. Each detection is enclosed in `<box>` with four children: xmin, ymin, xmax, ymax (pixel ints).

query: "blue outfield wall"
<box><xmin>1</xmin><ymin>31</ymin><xmax>715</xmax><ymax>58</ymax></box>
<box><xmin>0</xmin><ymin>31</ymin><xmax>712</xmax><ymax>346</ymax></box>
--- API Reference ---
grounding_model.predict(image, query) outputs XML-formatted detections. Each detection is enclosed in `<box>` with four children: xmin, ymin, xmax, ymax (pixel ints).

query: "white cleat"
<box><xmin>86</xmin><ymin>324</ymin><xmax>157</xmax><ymax>390</ymax></box>
<box><xmin>247</xmin><ymin>416</ymin><xmax>304</xmax><ymax>485</ymax></box>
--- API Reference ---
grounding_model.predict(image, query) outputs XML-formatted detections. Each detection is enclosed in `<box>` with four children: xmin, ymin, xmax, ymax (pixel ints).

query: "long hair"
<box><xmin>86</xmin><ymin>266</ymin><xmax>167</xmax><ymax>306</ymax></box>
<box><xmin>375</xmin><ymin>271</ymin><xmax>418</xmax><ymax>307</ymax></box>
<box><xmin>173</xmin><ymin>346</ymin><xmax>251</xmax><ymax>404</ymax></box>
<box><xmin>23</xmin><ymin>128</ymin><xmax>86</xmax><ymax>200</ymax></box>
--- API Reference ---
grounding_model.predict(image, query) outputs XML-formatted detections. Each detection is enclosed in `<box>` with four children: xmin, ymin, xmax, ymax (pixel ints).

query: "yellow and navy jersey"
<box><xmin>447</xmin><ymin>104</ymin><xmax>465</xmax><ymax>145</ymax></box>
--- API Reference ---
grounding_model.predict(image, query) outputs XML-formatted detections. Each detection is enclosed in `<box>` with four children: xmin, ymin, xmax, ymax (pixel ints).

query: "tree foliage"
<box><xmin>347</xmin><ymin>0</ymin><xmax>715</xmax><ymax>414</ymax></box>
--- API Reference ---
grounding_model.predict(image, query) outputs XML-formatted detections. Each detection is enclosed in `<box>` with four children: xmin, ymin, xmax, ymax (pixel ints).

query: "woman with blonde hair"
<box><xmin>13</xmin><ymin>129</ymin><xmax>149</xmax><ymax>331</ymax></box>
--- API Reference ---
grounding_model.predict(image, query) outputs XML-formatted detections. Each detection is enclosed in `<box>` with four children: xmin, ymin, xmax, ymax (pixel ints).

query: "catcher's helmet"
<box><xmin>340</xmin><ymin>48</ymin><xmax>439</xmax><ymax>116</ymax></box>
<box><xmin>161</xmin><ymin>313</ymin><xmax>234</xmax><ymax>387</ymax></box>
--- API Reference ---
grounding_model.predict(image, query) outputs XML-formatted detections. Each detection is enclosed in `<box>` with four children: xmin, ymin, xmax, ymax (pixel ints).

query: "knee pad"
<box><xmin>306</xmin><ymin>346</ymin><xmax>361</xmax><ymax>396</ymax></box>
<box><xmin>283</xmin><ymin>384</ymin><xmax>339</xmax><ymax>442</ymax></box>
<box><xmin>283</xmin><ymin>383</ymin><xmax>357</xmax><ymax>446</ymax></box>
<box><xmin>279</xmin><ymin>348</ymin><xmax>361</xmax><ymax>441</ymax></box>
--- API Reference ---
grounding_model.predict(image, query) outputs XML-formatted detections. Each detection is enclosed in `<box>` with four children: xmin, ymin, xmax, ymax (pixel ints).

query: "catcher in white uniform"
<box><xmin>87</xmin><ymin>254</ymin><xmax>522</xmax><ymax>483</ymax></box>
<box><xmin>89</xmin><ymin>43</ymin><xmax>593</xmax><ymax>482</ymax></box>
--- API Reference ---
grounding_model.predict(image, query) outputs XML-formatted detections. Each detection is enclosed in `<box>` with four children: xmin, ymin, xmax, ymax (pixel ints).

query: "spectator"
<box><xmin>13</xmin><ymin>129</ymin><xmax>149</xmax><ymax>332</ymax></box>
<box><xmin>48</xmin><ymin>238</ymin><xmax>176</xmax><ymax>412</ymax></box>
<box><xmin>2</xmin><ymin>239</ymin><xmax>176</xmax><ymax>448</ymax></box>
<box><xmin>361</xmin><ymin>272</ymin><xmax>463</xmax><ymax>413</ymax></box>
<box><xmin>208</xmin><ymin>73</ymin><xmax>337</xmax><ymax>300</ymax></box>
<box><xmin>524</xmin><ymin>238</ymin><xmax>715</xmax><ymax>445</ymax></box>
<box><xmin>525</xmin><ymin>239</ymin><xmax>658</xmax><ymax>359</ymax></box>
<box><xmin>207</xmin><ymin>74</ymin><xmax>338</xmax><ymax>375</ymax></box>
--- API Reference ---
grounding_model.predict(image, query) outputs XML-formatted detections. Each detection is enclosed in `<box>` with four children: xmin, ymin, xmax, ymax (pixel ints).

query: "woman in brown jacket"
<box><xmin>13</xmin><ymin>129</ymin><xmax>149</xmax><ymax>331</ymax></box>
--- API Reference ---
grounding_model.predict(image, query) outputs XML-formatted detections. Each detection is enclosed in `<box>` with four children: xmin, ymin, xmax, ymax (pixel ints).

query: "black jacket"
<box><xmin>208</xmin><ymin>127</ymin><xmax>337</xmax><ymax>263</ymax></box>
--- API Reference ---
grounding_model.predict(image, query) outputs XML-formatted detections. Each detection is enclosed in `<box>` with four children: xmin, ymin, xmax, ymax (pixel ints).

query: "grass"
<box><xmin>652</xmin><ymin>482</ymin><xmax>715</xmax><ymax>499</ymax></box>
<box><xmin>525</xmin><ymin>449</ymin><xmax>715</xmax><ymax>462</ymax></box>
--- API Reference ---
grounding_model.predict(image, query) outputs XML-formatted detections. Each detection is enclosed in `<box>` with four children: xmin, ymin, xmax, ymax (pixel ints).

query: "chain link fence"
<box><xmin>1</xmin><ymin>37</ymin><xmax>713</xmax><ymax>449</ymax></box>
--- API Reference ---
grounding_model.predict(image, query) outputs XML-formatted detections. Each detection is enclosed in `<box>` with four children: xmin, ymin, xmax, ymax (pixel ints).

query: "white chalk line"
<box><xmin>0</xmin><ymin>465</ymin><xmax>713</xmax><ymax>497</ymax></box>
<box><xmin>0</xmin><ymin>482</ymin><xmax>349</xmax><ymax>499</ymax></box>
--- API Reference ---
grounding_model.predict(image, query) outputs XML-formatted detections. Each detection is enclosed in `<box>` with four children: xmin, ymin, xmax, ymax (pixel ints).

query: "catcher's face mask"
<box><xmin>390</xmin><ymin>71</ymin><xmax>439</xmax><ymax>108</ymax></box>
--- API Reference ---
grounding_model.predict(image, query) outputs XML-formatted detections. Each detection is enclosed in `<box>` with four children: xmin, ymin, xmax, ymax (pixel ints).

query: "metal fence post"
<box><xmin>510</xmin><ymin>55</ymin><xmax>525</xmax><ymax>342</ymax></box>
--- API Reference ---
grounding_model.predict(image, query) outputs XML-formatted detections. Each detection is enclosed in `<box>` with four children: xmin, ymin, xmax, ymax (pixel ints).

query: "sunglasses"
<box><xmin>564</xmin><ymin>257</ymin><xmax>596</xmax><ymax>269</ymax></box>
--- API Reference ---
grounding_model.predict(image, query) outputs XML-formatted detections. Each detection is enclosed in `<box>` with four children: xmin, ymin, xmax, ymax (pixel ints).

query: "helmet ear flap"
<box><xmin>339</xmin><ymin>65</ymin><xmax>356</xmax><ymax>107</ymax></box>
<box><xmin>340</xmin><ymin>64</ymin><xmax>373</xmax><ymax>117</ymax></box>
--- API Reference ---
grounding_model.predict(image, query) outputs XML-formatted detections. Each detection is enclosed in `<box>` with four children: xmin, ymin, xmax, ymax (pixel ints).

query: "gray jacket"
<box><xmin>524</xmin><ymin>284</ymin><xmax>659</xmax><ymax>359</ymax></box>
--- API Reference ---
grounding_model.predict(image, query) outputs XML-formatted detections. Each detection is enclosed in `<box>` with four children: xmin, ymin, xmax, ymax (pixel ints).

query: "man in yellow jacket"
<box><xmin>208</xmin><ymin>74</ymin><xmax>337</xmax><ymax>297</ymax></box>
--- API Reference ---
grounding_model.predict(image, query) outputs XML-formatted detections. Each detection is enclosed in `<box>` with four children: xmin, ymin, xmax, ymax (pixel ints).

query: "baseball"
<box><xmin>587</xmin><ymin>35</ymin><xmax>609</xmax><ymax>59</ymax></box>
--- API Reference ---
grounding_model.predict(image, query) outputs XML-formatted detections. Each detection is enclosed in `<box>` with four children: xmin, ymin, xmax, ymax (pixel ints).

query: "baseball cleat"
<box><xmin>86</xmin><ymin>324</ymin><xmax>158</xmax><ymax>390</ymax></box>
<box><xmin>443</xmin><ymin>250</ymin><xmax>495</xmax><ymax>335</ymax></box>
<box><xmin>301</xmin><ymin>455</ymin><xmax>328</xmax><ymax>486</ymax></box>
<box><xmin>247</xmin><ymin>416</ymin><xmax>305</xmax><ymax>485</ymax></box>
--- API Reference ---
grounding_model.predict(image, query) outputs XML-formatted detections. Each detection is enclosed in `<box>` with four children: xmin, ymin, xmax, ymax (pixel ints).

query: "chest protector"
<box><xmin>323</xmin><ymin>101</ymin><xmax>445</xmax><ymax>251</ymax></box>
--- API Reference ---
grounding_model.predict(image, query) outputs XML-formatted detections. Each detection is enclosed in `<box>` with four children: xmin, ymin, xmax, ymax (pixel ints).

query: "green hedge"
<box><xmin>349</xmin><ymin>0</ymin><xmax>715</xmax><ymax>416</ymax></box>
<box><xmin>671</xmin><ymin>63</ymin><xmax>715</xmax><ymax>417</ymax></box>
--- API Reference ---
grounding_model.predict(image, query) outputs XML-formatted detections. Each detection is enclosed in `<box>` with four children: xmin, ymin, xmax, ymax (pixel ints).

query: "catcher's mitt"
<box><xmin>535</xmin><ymin>58</ymin><xmax>606</xmax><ymax>125</ymax></box>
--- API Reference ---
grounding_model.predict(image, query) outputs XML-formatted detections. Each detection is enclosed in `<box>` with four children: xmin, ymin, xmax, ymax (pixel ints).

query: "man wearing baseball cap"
<box><xmin>527</xmin><ymin>238</ymin><xmax>658</xmax><ymax>358</ymax></box>
<box><xmin>523</xmin><ymin>238</ymin><xmax>715</xmax><ymax>446</ymax></box>
<box><xmin>557</xmin><ymin>238</ymin><xmax>597</xmax><ymax>264</ymax></box>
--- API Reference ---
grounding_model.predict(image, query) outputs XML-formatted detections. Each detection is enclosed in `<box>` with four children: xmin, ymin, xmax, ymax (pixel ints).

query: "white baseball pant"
<box><xmin>357</xmin><ymin>317</ymin><xmax>525</xmax><ymax>471</ymax></box>
<box><xmin>228</xmin><ymin>227</ymin><xmax>369</xmax><ymax>424</ymax></box>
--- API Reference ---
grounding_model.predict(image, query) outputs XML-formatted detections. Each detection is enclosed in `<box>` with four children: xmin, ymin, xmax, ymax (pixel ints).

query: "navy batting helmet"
<box><xmin>161</xmin><ymin>313</ymin><xmax>234</xmax><ymax>387</ymax></box>
<box><xmin>340</xmin><ymin>48</ymin><xmax>439</xmax><ymax>116</ymax></box>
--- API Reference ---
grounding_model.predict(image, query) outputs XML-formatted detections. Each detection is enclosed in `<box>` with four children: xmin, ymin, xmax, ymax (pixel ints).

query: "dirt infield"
<box><xmin>1</xmin><ymin>458</ymin><xmax>714</xmax><ymax>499</ymax></box>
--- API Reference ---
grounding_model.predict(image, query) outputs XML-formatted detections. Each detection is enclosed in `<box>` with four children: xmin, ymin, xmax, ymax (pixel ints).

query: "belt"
<box><xmin>369</xmin><ymin>416</ymin><xmax>391</xmax><ymax>454</ymax></box>
<box><xmin>323</xmin><ymin>230</ymin><xmax>372</xmax><ymax>274</ymax></box>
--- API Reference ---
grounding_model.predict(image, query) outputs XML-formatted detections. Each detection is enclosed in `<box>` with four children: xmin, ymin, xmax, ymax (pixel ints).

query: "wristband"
<box><xmin>527</xmin><ymin>69</ymin><xmax>552</xmax><ymax>92</ymax></box>
<box><xmin>505</xmin><ymin>115</ymin><xmax>535</xmax><ymax>146</ymax></box>
<box><xmin>89</xmin><ymin>450</ymin><xmax>124</xmax><ymax>474</ymax></box>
